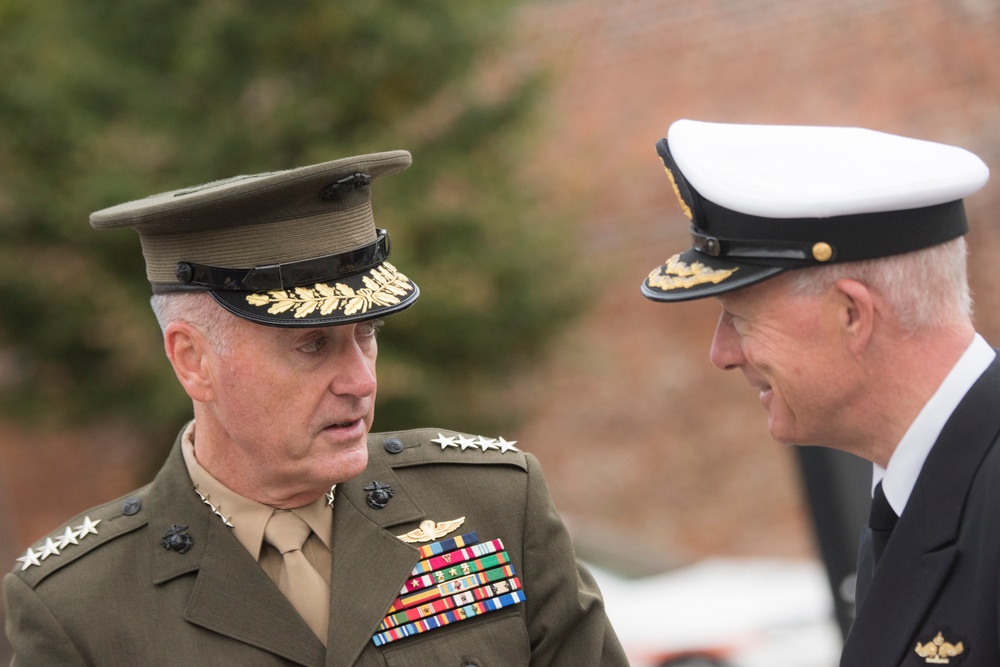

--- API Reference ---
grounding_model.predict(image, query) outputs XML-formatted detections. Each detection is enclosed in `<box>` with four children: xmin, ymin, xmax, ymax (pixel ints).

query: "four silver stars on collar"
<box><xmin>195</xmin><ymin>484</ymin><xmax>338</xmax><ymax>525</ymax></box>
<box><xmin>431</xmin><ymin>433</ymin><xmax>519</xmax><ymax>453</ymax></box>
<box><xmin>16</xmin><ymin>516</ymin><xmax>102</xmax><ymax>571</ymax></box>
<box><xmin>194</xmin><ymin>486</ymin><xmax>235</xmax><ymax>528</ymax></box>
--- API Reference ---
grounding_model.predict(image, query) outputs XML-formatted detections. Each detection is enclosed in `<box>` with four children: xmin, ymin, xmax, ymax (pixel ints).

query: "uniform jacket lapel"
<box><xmin>147</xmin><ymin>442</ymin><xmax>326</xmax><ymax>667</ymax></box>
<box><xmin>144</xmin><ymin>435</ymin><xmax>431</xmax><ymax>667</ymax></box>
<box><xmin>327</xmin><ymin>442</ymin><xmax>425</xmax><ymax>667</ymax></box>
<box><xmin>842</xmin><ymin>355</ymin><xmax>1000</xmax><ymax>666</ymax></box>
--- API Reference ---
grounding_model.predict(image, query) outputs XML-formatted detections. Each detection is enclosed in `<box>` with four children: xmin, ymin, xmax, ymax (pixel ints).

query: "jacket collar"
<box><xmin>146</xmin><ymin>429</ymin><xmax>427</xmax><ymax>667</ymax></box>
<box><xmin>147</xmin><ymin>434</ymin><xmax>324</xmax><ymax>665</ymax></box>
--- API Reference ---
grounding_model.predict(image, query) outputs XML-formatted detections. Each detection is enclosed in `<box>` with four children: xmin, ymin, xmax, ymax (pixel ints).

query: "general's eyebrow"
<box><xmin>275</xmin><ymin>327</ymin><xmax>326</xmax><ymax>346</ymax></box>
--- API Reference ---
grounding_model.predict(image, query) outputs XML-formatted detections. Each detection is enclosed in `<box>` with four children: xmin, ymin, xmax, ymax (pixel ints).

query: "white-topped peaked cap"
<box><xmin>667</xmin><ymin>120</ymin><xmax>989</xmax><ymax>219</ymax></box>
<box><xmin>91</xmin><ymin>151</ymin><xmax>420</xmax><ymax>327</ymax></box>
<box><xmin>642</xmin><ymin>120</ymin><xmax>990</xmax><ymax>302</ymax></box>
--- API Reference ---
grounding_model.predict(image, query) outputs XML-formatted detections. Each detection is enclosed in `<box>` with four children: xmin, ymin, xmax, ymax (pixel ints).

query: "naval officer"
<box><xmin>4</xmin><ymin>150</ymin><xmax>627</xmax><ymax>666</ymax></box>
<box><xmin>640</xmin><ymin>119</ymin><xmax>995</xmax><ymax>666</ymax></box>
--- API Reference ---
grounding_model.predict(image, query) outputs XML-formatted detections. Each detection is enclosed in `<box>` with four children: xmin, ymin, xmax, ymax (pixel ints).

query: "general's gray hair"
<box><xmin>150</xmin><ymin>292</ymin><xmax>237</xmax><ymax>353</ymax></box>
<box><xmin>787</xmin><ymin>236</ymin><xmax>972</xmax><ymax>334</ymax></box>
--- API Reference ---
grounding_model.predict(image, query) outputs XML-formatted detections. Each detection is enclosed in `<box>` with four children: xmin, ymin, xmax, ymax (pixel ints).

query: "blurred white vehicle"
<box><xmin>584</xmin><ymin>555</ymin><xmax>843</xmax><ymax>667</ymax></box>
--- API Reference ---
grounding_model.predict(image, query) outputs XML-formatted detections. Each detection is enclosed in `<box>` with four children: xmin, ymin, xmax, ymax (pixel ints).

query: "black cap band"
<box><xmin>154</xmin><ymin>229</ymin><xmax>391</xmax><ymax>294</ymax></box>
<box><xmin>692</xmin><ymin>198</ymin><xmax>968</xmax><ymax>268</ymax></box>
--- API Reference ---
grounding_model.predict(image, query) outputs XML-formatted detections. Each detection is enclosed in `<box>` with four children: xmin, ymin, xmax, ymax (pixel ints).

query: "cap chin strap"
<box><xmin>691</xmin><ymin>228</ymin><xmax>832</xmax><ymax>262</ymax></box>
<box><xmin>152</xmin><ymin>229</ymin><xmax>391</xmax><ymax>294</ymax></box>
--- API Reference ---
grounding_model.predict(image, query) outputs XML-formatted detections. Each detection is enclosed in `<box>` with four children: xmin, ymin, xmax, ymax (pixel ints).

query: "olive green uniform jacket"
<box><xmin>4</xmin><ymin>427</ymin><xmax>626</xmax><ymax>666</ymax></box>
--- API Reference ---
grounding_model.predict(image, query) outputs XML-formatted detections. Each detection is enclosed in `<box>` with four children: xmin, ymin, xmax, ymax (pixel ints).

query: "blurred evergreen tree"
<box><xmin>0</xmin><ymin>0</ymin><xmax>584</xmax><ymax>442</ymax></box>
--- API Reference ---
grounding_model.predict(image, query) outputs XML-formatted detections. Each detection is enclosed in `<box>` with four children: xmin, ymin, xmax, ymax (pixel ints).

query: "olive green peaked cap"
<box><xmin>91</xmin><ymin>150</ymin><xmax>419</xmax><ymax>326</ymax></box>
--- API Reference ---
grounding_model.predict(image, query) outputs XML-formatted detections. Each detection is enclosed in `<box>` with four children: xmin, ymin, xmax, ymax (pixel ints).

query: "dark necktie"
<box><xmin>854</xmin><ymin>481</ymin><xmax>899</xmax><ymax>611</ymax></box>
<box><xmin>869</xmin><ymin>481</ymin><xmax>898</xmax><ymax>566</ymax></box>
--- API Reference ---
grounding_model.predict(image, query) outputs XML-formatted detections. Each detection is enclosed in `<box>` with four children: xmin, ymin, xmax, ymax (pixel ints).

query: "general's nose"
<box><xmin>330</xmin><ymin>342</ymin><xmax>377</xmax><ymax>398</ymax></box>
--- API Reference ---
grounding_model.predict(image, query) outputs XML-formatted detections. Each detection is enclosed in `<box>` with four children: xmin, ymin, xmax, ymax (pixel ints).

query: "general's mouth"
<box><xmin>325</xmin><ymin>418</ymin><xmax>363</xmax><ymax>430</ymax></box>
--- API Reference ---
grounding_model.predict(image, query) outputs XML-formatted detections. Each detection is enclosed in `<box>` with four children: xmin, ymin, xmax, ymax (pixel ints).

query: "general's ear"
<box><xmin>833</xmin><ymin>278</ymin><xmax>876</xmax><ymax>354</ymax></box>
<box><xmin>163</xmin><ymin>321</ymin><xmax>215</xmax><ymax>403</ymax></box>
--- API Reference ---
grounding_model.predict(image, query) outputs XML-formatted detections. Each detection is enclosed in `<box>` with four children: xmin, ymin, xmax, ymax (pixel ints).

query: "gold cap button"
<box><xmin>812</xmin><ymin>242</ymin><xmax>833</xmax><ymax>262</ymax></box>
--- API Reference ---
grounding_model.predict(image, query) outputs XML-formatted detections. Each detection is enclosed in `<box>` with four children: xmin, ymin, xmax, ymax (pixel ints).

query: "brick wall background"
<box><xmin>509</xmin><ymin>0</ymin><xmax>1000</xmax><ymax>563</ymax></box>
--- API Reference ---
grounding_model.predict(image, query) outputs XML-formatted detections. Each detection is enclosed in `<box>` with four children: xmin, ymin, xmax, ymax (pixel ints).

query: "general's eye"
<box><xmin>299</xmin><ymin>336</ymin><xmax>327</xmax><ymax>354</ymax></box>
<box><xmin>357</xmin><ymin>319</ymin><xmax>384</xmax><ymax>339</ymax></box>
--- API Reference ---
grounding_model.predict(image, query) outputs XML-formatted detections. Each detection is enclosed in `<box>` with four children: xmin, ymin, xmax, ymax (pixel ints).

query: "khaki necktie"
<box><xmin>263</xmin><ymin>509</ymin><xmax>330</xmax><ymax>644</ymax></box>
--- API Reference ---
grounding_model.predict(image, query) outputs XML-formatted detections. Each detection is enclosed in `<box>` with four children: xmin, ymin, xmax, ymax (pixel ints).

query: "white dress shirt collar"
<box><xmin>873</xmin><ymin>333</ymin><xmax>995</xmax><ymax>515</ymax></box>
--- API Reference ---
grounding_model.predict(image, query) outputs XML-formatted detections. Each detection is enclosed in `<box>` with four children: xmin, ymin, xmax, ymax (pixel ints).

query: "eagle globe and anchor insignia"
<box><xmin>364</xmin><ymin>481</ymin><xmax>395</xmax><ymax>509</ymax></box>
<box><xmin>160</xmin><ymin>524</ymin><xmax>194</xmax><ymax>554</ymax></box>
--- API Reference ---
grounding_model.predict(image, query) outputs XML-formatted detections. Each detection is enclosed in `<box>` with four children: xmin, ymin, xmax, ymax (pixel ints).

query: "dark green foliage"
<box><xmin>0</xmin><ymin>0</ymin><xmax>586</xmax><ymax>438</ymax></box>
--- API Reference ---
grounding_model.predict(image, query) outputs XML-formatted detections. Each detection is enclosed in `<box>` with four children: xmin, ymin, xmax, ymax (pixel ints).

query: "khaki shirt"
<box><xmin>181</xmin><ymin>423</ymin><xmax>333</xmax><ymax>588</ymax></box>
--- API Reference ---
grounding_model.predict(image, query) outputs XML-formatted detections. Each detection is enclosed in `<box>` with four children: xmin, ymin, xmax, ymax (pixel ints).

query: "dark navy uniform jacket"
<box><xmin>842</xmin><ymin>356</ymin><xmax>1000</xmax><ymax>666</ymax></box>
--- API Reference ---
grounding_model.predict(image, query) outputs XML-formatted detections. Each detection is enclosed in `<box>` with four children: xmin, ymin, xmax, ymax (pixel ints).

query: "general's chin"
<box><xmin>324</xmin><ymin>442</ymin><xmax>370</xmax><ymax>485</ymax></box>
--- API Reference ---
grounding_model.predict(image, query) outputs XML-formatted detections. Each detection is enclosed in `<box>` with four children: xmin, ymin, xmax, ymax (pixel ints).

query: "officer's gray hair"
<box><xmin>787</xmin><ymin>236</ymin><xmax>972</xmax><ymax>335</ymax></box>
<box><xmin>150</xmin><ymin>292</ymin><xmax>236</xmax><ymax>354</ymax></box>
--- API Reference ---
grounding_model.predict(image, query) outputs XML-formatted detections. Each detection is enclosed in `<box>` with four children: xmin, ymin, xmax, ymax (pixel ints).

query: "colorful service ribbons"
<box><xmin>372</xmin><ymin>531</ymin><xmax>526</xmax><ymax>646</ymax></box>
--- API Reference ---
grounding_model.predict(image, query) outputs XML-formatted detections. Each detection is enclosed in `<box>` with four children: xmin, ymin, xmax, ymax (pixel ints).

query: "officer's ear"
<box><xmin>164</xmin><ymin>321</ymin><xmax>216</xmax><ymax>403</ymax></box>
<box><xmin>834</xmin><ymin>277</ymin><xmax>875</xmax><ymax>355</ymax></box>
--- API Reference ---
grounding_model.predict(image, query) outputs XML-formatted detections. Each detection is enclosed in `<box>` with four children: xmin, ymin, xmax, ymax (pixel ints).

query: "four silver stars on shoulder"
<box><xmin>16</xmin><ymin>516</ymin><xmax>103</xmax><ymax>571</ymax></box>
<box><xmin>456</xmin><ymin>434</ymin><xmax>479</xmax><ymax>451</ymax></box>
<box><xmin>430</xmin><ymin>432</ymin><xmax>519</xmax><ymax>453</ymax></box>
